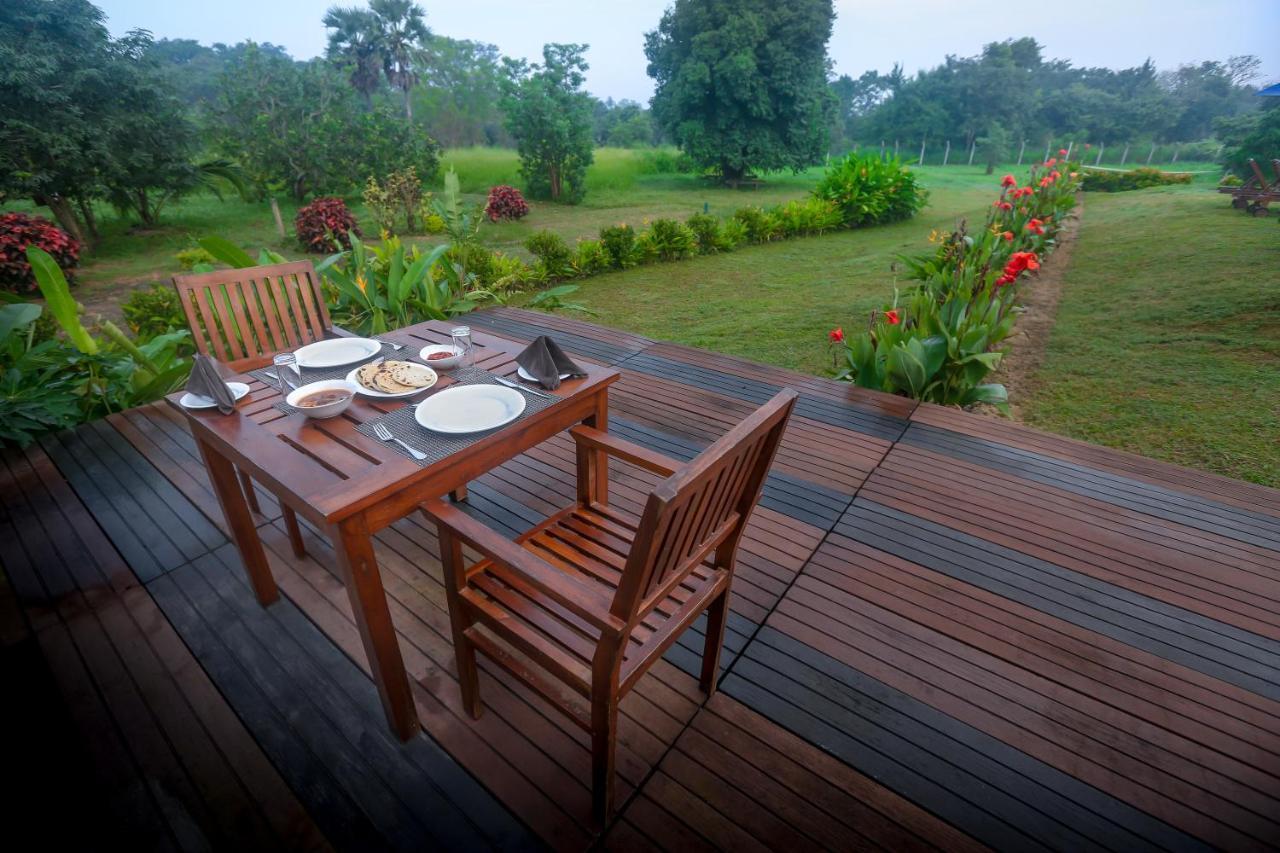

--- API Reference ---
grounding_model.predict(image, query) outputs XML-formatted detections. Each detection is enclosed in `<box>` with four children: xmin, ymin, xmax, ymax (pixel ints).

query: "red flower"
<box><xmin>1000</xmin><ymin>174</ymin><xmax>1016</xmax><ymax>188</ymax></box>
<box><xmin>1045</xmin><ymin>158</ymin><xmax>1057</xmax><ymax>167</ymax></box>
<box><xmin>828</xmin><ymin>327</ymin><xmax>844</xmax><ymax>343</ymax></box>
<box><xmin>1049</xmin><ymin>170</ymin><xmax>1060</xmax><ymax>180</ymax></box>
<box><xmin>1039</xmin><ymin>176</ymin><xmax>1052</xmax><ymax>188</ymax></box>
<box><xmin>1000</xmin><ymin>202</ymin><xmax>1012</xmax><ymax>211</ymax></box>
<box><xmin>884</xmin><ymin>310</ymin><xmax>901</xmax><ymax>325</ymax></box>
<box><xmin>1002</xmin><ymin>231</ymin><xmax>1014</xmax><ymax>242</ymax></box>
<box><xmin>1058</xmin><ymin>148</ymin><xmax>1068</xmax><ymax>157</ymax></box>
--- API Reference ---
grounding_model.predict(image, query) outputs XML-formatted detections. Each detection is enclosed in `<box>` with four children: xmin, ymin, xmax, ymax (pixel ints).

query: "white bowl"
<box><xmin>286</xmin><ymin>379</ymin><xmax>359</xmax><ymax>419</ymax></box>
<box><xmin>418</xmin><ymin>343</ymin><xmax>463</xmax><ymax>370</ymax></box>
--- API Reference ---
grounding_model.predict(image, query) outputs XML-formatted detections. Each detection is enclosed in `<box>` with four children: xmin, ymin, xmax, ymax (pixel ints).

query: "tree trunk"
<box><xmin>74</xmin><ymin>197</ymin><xmax>98</xmax><ymax>243</ymax></box>
<box><xmin>39</xmin><ymin>195</ymin><xmax>89</xmax><ymax>249</ymax></box>
<box><xmin>270</xmin><ymin>197</ymin><xmax>286</xmax><ymax>238</ymax></box>
<box><xmin>720</xmin><ymin>162</ymin><xmax>745</xmax><ymax>186</ymax></box>
<box><xmin>403</xmin><ymin>86</ymin><xmax>413</xmax><ymax>122</ymax></box>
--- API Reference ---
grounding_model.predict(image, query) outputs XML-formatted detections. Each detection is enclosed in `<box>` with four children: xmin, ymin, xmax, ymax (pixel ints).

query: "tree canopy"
<box><xmin>645</xmin><ymin>0</ymin><xmax>835</xmax><ymax>181</ymax></box>
<box><xmin>500</xmin><ymin>44</ymin><xmax>595</xmax><ymax>203</ymax></box>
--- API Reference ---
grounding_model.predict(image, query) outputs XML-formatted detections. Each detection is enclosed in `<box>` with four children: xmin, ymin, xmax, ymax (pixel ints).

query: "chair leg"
<box><xmin>282</xmin><ymin>507</ymin><xmax>306</xmax><ymax>558</ymax></box>
<box><xmin>436</xmin><ymin>519</ymin><xmax>483</xmax><ymax>719</ymax></box>
<box><xmin>238</xmin><ymin>468</ymin><xmax>261</xmax><ymax>514</ymax></box>
<box><xmin>700</xmin><ymin>589</ymin><xmax>730</xmax><ymax>695</ymax></box>
<box><xmin>591</xmin><ymin>687</ymin><xmax>618</xmax><ymax>826</ymax></box>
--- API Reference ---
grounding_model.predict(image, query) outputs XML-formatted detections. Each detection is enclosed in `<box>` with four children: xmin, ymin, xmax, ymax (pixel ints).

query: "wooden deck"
<box><xmin>3</xmin><ymin>307</ymin><xmax>1278</xmax><ymax>851</ymax></box>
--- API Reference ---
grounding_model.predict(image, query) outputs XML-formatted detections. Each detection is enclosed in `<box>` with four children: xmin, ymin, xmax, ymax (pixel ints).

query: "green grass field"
<box><xmin>10</xmin><ymin>148</ymin><xmax>1269</xmax><ymax>485</ymax></box>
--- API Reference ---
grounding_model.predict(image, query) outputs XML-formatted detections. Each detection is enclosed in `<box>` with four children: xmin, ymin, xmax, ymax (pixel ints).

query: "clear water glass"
<box><xmin>451</xmin><ymin>326</ymin><xmax>474</xmax><ymax>368</ymax></box>
<box><xmin>273</xmin><ymin>353</ymin><xmax>301</xmax><ymax>396</ymax></box>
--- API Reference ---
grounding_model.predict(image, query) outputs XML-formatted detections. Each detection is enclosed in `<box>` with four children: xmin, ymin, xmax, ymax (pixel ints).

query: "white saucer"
<box><xmin>516</xmin><ymin>365</ymin><xmax>571</xmax><ymax>383</ymax></box>
<box><xmin>180</xmin><ymin>382</ymin><xmax>250</xmax><ymax>409</ymax></box>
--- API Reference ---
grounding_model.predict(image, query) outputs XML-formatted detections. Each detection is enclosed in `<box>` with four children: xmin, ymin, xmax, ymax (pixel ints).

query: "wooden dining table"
<box><xmin>167</xmin><ymin>319</ymin><xmax>619</xmax><ymax>740</ymax></box>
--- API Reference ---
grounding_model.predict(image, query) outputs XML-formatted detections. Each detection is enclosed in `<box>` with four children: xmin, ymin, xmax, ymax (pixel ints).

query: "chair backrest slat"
<box><xmin>174</xmin><ymin>261</ymin><xmax>330</xmax><ymax>368</ymax></box>
<box><xmin>611</xmin><ymin>390</ymin><xmax>797</xmax><ymax>623</ymax></box>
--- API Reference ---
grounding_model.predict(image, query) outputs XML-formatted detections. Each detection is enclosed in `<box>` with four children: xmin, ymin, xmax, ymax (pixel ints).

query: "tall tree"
<box><xmin>500</xmin><ymin>44</ymin><xmax>595</xmax><ymax>203</ymax></box>
<box><xmin>323</xmin><ymin>6</ymin><xmax>384</xmax><ymax>107</ymax></box>
<box><xmin>370</xmin><ymin>0</ymin><xmax>429</xmax><ymax>121</ymax></box>
<box><xmin>645</xmin><ymin>0</ymin><xmax>835</xmax><ymax>182</ymax></box>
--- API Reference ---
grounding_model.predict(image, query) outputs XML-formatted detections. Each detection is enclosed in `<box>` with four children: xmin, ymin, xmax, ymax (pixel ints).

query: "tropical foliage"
<box><xmin>295</xmin><ymin>197</ymin><xmax>362</xmax><ymax>252</ymax></box>
<box><xmin>814</xmin><ymin>153</ymin><xmax>928</xmax><ymax>226</ymax></box>
<box><xmin>1080</xmin><ymin>167</ymin><xmax>1193</xmax><ymax>192</ymax></box>
<box><xmin>0</xmin><ymin>214</ymin><xmax>80</xmax><ymax>295</ymax></box>
<box><xmin>830</xmin><ymin>158</ymin><xmax>1081</xmax><ymax>411</ymax></box>
<box><xmin>484</xmin><ymin>185</ymin><xmax>529</xmax><ymax>222</ymax></box>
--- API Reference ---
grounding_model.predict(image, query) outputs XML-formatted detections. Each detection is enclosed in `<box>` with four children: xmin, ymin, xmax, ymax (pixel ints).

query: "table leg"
<box><xmin>334</xmin><ymin>513</ymin><xmax>418</xmax><ymax>741</ymax></box>
<box><xmin>449</xmin><ymin>484</ymin><xmax>468</xmax><ymax>503</ymax></box>
<box><xmin>585</xmin><ymin>390</ymin><xmax>610</xmax><ymax>504</ymax></box>
<box><xmin>197</xmin><ymin>437</ymin><xmax>278</xmax><ymax>606</ymax></box>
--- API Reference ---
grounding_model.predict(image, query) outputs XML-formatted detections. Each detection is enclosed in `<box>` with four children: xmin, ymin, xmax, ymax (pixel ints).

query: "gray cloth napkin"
<box><xmin>185</xmin><ymin>353</ymin><xmax>237</xmax><ymax>414</ymax></box>
<box><xmin>514</xmin><ymin>336</ymin><xmax>585</xmax><ymax>390</ymax></box>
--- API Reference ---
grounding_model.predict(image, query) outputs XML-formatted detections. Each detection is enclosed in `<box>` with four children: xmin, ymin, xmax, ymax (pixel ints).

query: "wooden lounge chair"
<box><xmin>173</xmin><ymin>261</ymin><xmax>334</xmax><ymax>557</ymax></box>
<box><xmin>422</xmin><ymin>389</ymin><xmax>797</xmax><ymax>823</ymax></box>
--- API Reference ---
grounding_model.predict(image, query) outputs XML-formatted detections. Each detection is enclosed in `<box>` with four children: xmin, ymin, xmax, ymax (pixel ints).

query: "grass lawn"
<box><xmin>1023</xmin><ymin>187</ymin><xmax>1279</xmax><ymax>488</ymax></box>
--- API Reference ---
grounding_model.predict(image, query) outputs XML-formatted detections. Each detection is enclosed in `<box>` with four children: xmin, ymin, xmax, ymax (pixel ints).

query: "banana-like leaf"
<box><xmin>198</xmin><ymin>236</ymin><xmax>257</xmax><ymax>269</ymax></box>
<box><xmin>27</xmin><ymin>247</ymin><xmax>98</xmax><ymax>354</ymax></box>
<box><xmin>0</xmin><ymin>303</ymin><xmax>42</xmax><ymax>341</ymax></box>
<box><xmin>387</xmin><ymin>248</ymin><xmax>405</xmax><ymax>309</ymax></box>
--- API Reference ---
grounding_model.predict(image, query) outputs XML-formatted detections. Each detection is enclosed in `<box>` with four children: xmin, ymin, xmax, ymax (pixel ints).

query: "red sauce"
<box><xmin>426</xmin><ymin>351</ymin><xmax>454</xmax><ymax>361</ymax></box>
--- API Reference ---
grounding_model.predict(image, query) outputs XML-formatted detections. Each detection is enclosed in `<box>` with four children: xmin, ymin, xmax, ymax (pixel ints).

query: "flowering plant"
<box><xmin>0</xmin><ymin>213</ymin><xmax>80</xmax><ymax>295</ymax></box>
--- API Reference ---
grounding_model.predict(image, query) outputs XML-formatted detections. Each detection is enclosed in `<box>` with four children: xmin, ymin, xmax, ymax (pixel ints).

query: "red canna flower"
<box><xmin>828</xmin><ymin>327</ymin><xmax>844</xmax><ymax>343</ymax></box>
<box><xmin>884</xmin><ymin>310</ymin><xmax>901</xmax><ymax>325</ymax></box>
<box><xmin>1002</xmin><ymin>231</ymin><xmax>1014</xmax><ymax>241</ymax></box>
<box><xmin>1000</xmin><ymin>174</ymin><xmax>1016</xmax><ymax>187</ymax></box>
<box><xmin>1058</xmin><ymin>148</ymin><xmax>1068</xmax><ymax>157</ymax></box>
<box><xmin>1049</xmin><ymin>170</ymin><xmax>1060</xmax><ymax>180</ymax></box>
<box><xmin>1000</xmin><ymin>202</ymin><xmax>1012</xmax><ymax>211</ymax></box>
<box><xmin>1046</xmin><ymin>158</ymin><xmax>1057</xmax><ymax>167</ymax></box>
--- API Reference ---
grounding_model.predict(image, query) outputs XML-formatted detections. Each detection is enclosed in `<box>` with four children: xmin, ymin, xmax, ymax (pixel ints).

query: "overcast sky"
<box><xmin>95</xmin><ymin>0</ymin><xmax>1280</xmax><ymax>102</ymax></box>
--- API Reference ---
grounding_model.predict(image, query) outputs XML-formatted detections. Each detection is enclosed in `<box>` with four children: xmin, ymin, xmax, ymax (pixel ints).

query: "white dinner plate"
<box><xmin>345</xmin><ymin>362</ymin><xmax>438</xmax><ymax>398</ymax></box>
<box><xmin>293</xmin><ymin>337</ymin><xmax>381</xmax><ymax>369</ymax></box>
<box><xmin>414</xmin><ymin>384</ymin><xmax>526</xmax><ymax>434</ymax></box>
<box><xmin>516</xmin><ymin>365</ymin><xmax>571</xmax><ymax>383</ymax></box>
<box><xmin>180</xmin><ymin>382</ymin><xmax>250</xmax><ymax>410</ymax></box>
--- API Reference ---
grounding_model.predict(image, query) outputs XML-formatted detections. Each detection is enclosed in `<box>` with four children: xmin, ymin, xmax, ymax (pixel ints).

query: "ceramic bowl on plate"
<box><xmin>414</xmin><ymin>384</ymin><xmax>525</xmax><ymax>434</ymax></box>
<box><xmin>180</xmin><ymin>381</ymin><xmax>250</xmax><ymax>410</ymax></box>
<box><xmin>293</xmin><ymin>337</ymin><xmax>381</xmax><ymax>369</ymax></box>
<box><xmin>286</xmin><ymin>379</ymin><xmax>359</xmax><ymax>419</ymax></box>
<box><xmin>418</xmin><ymin>344</ymin><xmax>463</xmax><ymax>370</ymax></box>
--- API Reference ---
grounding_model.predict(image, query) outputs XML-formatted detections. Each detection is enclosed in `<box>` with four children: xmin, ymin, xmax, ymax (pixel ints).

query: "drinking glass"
<box><xmin>273</xmin><ymin>353</ymin><xmax>301</xmax><ymax>396</ymax></box>
<box><xmin>451</xmin><ymin>326</ymin><xmax>474</xmax><ymax>368</ymax></box>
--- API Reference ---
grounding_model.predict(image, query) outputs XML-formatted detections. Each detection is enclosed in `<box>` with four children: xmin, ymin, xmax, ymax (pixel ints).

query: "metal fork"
<box><xmin>372</xmin><ymin>422</ymin><xmax>427</xmax><ymax>460</ymax></box>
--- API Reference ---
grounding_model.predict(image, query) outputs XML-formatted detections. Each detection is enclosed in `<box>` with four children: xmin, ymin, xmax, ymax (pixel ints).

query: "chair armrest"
<box><xmin>570</xmin><ymin>425</ymin><xmax>681</xmax><ymax>477</ymax></box>
<box><xmin>422</xmin><ymin>497</ymin><xmax>624</xmax><ymax>635</ymax></box>
<box><xmin>328</xmin><ymin>325</ymin><xmax>358</xmax><ymax>338</ymax></box>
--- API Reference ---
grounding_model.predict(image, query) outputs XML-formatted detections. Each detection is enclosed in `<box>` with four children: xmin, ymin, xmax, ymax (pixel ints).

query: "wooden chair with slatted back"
<box><xmin>422</xmin><ymin>389</ymin><xmax>798</xmax><ymax>823</ymax></box>
<box><xmin>173</xmin><ymin>261</ymin><xmax>333</xmax><ymax>558</ymax></box>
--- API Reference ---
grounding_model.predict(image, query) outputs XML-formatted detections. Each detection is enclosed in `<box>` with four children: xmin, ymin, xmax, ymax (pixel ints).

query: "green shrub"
<box><xmin>599</xmin><ymin>224</ymin><xmax>638</xmax><ymax>268</ymax></box>
<box><xmin>813</xmin><ymin>153</ymin><xmax>928</xmax><ymax>227</ymax></box>
<box><xmin>446</xmin><ymin>243</ymin><xmax>499</xmax><ymax>286</ymax></box>
<box><xmin>485</xmin><ymin>252</ymin><xmax>536</xmax><ymax>293</ymax></box>
<box><xmin>636</xmin><ymin>148</ymin><xmax>697</xmax><ymax>174</ymax></box>
<box><xmin>122</xmin><ymin>283</ymin><xmax>189</xmax><ymax>341</ymax></box>
<box><xmin>572</xmin><ymin>239</ymin><xmax>611</xmax><ymax>277</ymax></box>
<box><xmin>636</xmin><ymin>218</ymin><xmax>696</xmax><ymax>262</ymax></box>
<box><xmin>775</xmin><ymin>198</ymin><xmax>843</xmax><ymax>237</ymax></box>
<box><xmin>685</xmin><ymin>213</ymin><xmax>722</xmax><ymax>254</ymax></box>
<box><xmin>719</xmin><ymin>217</ymin><xmax>748</xmax><ymax>249</ymax></box>
<box><xmin>524</xmin><ymin>230</ymin><xmax>575</xmax><ymax>280</ymax></box>
<box><xmin>1080</xmin><ymin>167</ymin><xmax>1193</xmax><ymax>192</ymax></box>
<box><xmin>733</xmin><ymin>206</ymin><xmax>783</xmax><ymax>243</ymax></box>
<box><xmin>175</xmin><ymin>247</ymin><xmax>216</xmax><ymax>271</ymax></box>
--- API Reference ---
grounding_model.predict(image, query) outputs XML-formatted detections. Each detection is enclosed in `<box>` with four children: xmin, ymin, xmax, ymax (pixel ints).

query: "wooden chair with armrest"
<box><xmin>173</xmin><ymin>260</ymin><xmax>336</xmax><ymax>558</ymax></box>
<box><xmin>421</xmin><ymin>389</ymin><xmax>798</xmax><ymax>823</ymax></box>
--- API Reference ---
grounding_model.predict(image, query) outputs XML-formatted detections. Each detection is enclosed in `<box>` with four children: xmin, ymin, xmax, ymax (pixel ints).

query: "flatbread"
<box><xmin>390</xmin><ymin>362</ymin><xmax>434</xmax><ymax>388</ymax></box>
<box><xmin>356</xmin><ymin>360</ymin><xmax>382</xmax><ymax>388</ymax></box>
<box><xmin>373</xmin><ymin>369</ymin><xmax>417</xmax><ymax>393</ymax></box>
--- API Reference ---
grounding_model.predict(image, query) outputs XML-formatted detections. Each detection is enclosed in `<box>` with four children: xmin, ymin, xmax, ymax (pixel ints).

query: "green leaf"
<box><xmin>0</xmin><ymin>303</ymin><xmax>42</xmax><ymax>341</ymax></box>
<box><xmin>27</xmin><ymin>247</ymin><xmax>97</xmax><ymax>354</ymax></box>
<box><xmin>198</xmin><ymin>236</ymin><xmax>257</xmax><ymax>269</ymax></box>
<box><xmin>960</xmin><ymin>383</ymin><xmax>1009</xmax><ymax>409</ymax></box>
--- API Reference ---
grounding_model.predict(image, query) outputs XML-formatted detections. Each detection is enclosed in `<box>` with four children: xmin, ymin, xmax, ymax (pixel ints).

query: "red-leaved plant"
<box><xmin>0</xmin><ymin>213</ymin><xmax>80</xmax><ymax>295</ymax></box>
<box><xmin>484</xmin><ymin>185</ymin><xmax>529</xmax><ymax>222</ymax></box>
<box><xmin>294</xmin><ymin>197</ymin><xmax>361</xmax><ymax>253</ymax></box>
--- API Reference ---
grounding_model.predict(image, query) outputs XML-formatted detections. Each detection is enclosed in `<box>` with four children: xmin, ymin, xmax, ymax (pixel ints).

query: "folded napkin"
<box><xmin>514</xmin><ymin>336</ymin><xmax>585</xmax><ymax>390</ymax></box>
<box><xmin>185</xmin><ymin>353</ymin><xmax>237</xmax><ymax>414</ymax></box>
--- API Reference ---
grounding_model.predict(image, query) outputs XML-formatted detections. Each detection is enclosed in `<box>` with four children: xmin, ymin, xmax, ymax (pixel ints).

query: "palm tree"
<box><xmin>369</xmin><ymin>0</ymin><xmax>430</xmax><ymax>121</ymax></box>
<box><xmin>323</xmin><ymin>6</ymin><xmax>383</xmax><ymax>108</ymax></box>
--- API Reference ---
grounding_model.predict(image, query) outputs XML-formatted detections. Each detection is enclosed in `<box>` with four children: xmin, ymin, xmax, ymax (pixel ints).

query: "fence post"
<box><xmin>967</xmin><ymin>140</ymin><xmax>976</xmax><ymax>165</ymax></box>
<box><xmin>943</xmin><ymin>139</ymin><xmax>951</xmax><ymax>166</ymax></box>
<box><xmin>880</xmin><ymin>140</ymin><xmax>886</xmax><ymax>159</ymax></box>
<box><xmin>1017</xmin><ymin>139</ymin><xmax>1026</xmax><ymax>165</ymax></box>
<box><xmin>1171</xmin><ymin>143</ymin><xmax>1180</xmax><ymax>164</ymax></box>
<box><xmin>1044</xmin><ymin>140</ymin><xmax>1052</xmax><ymax>162</ymax></box>
<box><xmin>1095</xmin><ymin>143</ymin><xmax>1104</xmax><ymax>166</ymax></box>
<box><xmin>270</xmin><ymin>197</ymin><xmax>286</xmax><ymax>239</ymax></box>
<box><xmin>918</xmin><ymin>138</ymin><xmax>926</xmax><ymax>166</ymax></box>
<box><xmin>1065</xmin><ymin>141</ymin><xmax>1073</xmax><ymax>161</ymax></box>
<box><xmin>894</xmin><ymin>139</ymin><xmax>900</xmax><ymax>159</ymax></box>
<box><xmin>1146</xmin><ymin>142</ymin><xmax>1155</xmax><ymax>165</ymax></box>
<box><xmin>1119</xmin><ymin>143</ymin><xmax>1130</xmax><ymax>166</ymax></box>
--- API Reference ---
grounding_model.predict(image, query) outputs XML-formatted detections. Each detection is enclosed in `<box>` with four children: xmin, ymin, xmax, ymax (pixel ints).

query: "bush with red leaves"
<box><xmin>294</xmin><ymin>197</ymin><xmax>361</xmax><ymax>253</ymax></box>
<box><xmin>0</xmin><ymin>213</ymin><xmax>80</xmax><ymax>295</ymax></box>
<box><xmin>484</xmin><ymin>185</ymin><xmax>530</xmax><ymax>222</ymax></box>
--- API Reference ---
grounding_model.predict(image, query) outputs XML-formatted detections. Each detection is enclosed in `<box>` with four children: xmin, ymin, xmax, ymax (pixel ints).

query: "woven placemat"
<box><xmin>249</xmin><ymin>341</ymin><xmax>408</xmax><ymax>392</ymax></box>
<box><xmin>354</xmin><ymin>367</ymin><xmax>561</xmax><ymax>467</ymax></box>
